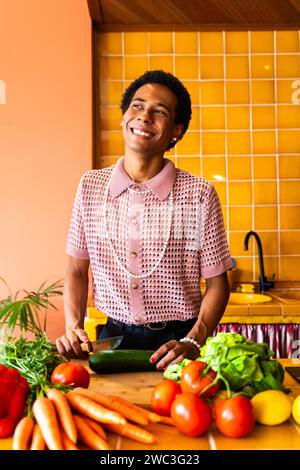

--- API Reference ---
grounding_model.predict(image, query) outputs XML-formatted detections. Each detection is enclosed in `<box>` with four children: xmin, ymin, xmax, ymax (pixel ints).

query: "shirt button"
<box><xmin>134</xmin><ymin>316</ymin><xmax>141</xmax><ymax>322</ymax></box>
<box><xmin>130</xmin><ymin>251</ymin><xmax>137</xmax><ymax>258</ymax></box>
<box><xmin>131</xmin><ymin>218</ymin><xmax>138</xmax><ymax>225</ymax></box>
<box><xmin>132</xmin><ymin>283</ymin><xmax>139</xmax><ymax>289</ymax></box>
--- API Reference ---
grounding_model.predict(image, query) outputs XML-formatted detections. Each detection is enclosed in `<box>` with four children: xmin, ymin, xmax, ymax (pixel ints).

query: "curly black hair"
<box><xmin>120</xmin><ymin>70</ymin><xmax>192</xmax><ymax>150</ymax></box>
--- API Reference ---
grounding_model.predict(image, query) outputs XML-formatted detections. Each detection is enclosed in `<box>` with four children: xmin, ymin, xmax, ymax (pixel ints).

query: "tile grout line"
<box><xmin>207</xmin><ymin>431</ymin><xmax>217</xmax><ymax>450</ymax></box>
<box><xmin>114</xmin><ymin>435</ymin><xmax>122</xmax><ymax>450</ymax></box>
<box><xmin>248</xmin><ymin>31</ymin><xmax>256</xmax><ymax>281</ymax></box>
<box><xmin>102</xmin><ymin>52</ymin><xmax>299</xmax><ymax>58</ymax></box>
<box><xmin>176</xmin><ymin>127</ymin><xmax>300</xmax><ymax>131</ymax></box>
<box><xmin>100</xmin><ymin>147</ymin><xmax>300</xmax><ymax>157</ymax></box>
<box><xmin>290</xmin><ymin>418</ymin><xmax>300</xmax><ymax>436</ymax></box>
<box><xmin>274</xmin><ymin>31</ymin><xmax>281</xmax><ymax>280</ymax></box>
<box><xmin>198</xmin><ymin>31</ymin><xmax>203</xmax><ymax>179</ymax></box>
<box><xmin>219</xmin><ymin>254</ymin><xmax>300</xmax><ymax>258</ymax></box>
<box><xmin>172</xmin><ymin>32</ymin><xmax>178</xmax><ymax>169</ymax></box>
<box><xmin>121</xmin><ymin>32</ymin><xmax>125</xmax><ymax>96</ymax></box>
<box><xmin>106</xmin><ymin>100</ymin><xmax>299</xmax><ymax>108</ymax></box>
<box><xmin>223</xmin><ymin>31</ymin><xmax>230</xmax><ymax>243</ymax></box>
<box><xmin>106</xmin><ymin>77</ymin><xmax>299</xmax><ymax>82</ymax></box>
<box><xmin>147</xmin><ymin>32</ymin><xmax>150</xmax><ymax>70</ymax></box>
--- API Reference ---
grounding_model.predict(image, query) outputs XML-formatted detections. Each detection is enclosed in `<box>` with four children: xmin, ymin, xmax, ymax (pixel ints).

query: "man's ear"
<box><xmin>173</xmin><ymin>123</ymin><xmax>184</xmax><ymax>142</ymax></box>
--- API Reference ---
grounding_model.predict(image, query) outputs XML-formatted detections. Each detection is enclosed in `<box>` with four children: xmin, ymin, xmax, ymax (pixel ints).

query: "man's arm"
<box><xmin>56</xmin><ymin>255</ymin><xmax>90</xmax><ymax>358</ymax></box>
<box><xmin>150</xmin><ymin>272</ymin><xmax>230</xmax><ymax>369</ymax></box>
<box><xmin>188</xmin><ymin>272</ymin><xmax>230</xmax><ymax>344</ymax></box>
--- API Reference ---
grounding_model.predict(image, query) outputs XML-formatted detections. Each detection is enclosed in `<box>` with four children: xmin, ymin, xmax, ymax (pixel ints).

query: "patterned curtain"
<box><xmin>214</xmin><ymin>324</ymin><xmax>300</xmax><ymax>359</ymax></box>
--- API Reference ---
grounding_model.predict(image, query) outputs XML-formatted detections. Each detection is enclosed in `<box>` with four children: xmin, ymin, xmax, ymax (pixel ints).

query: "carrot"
<box><xmin>73</xmin><ymin>388</ymin><xmax>149</xmax><ymax>425</ymax></box>
<box><xmin>156</xmin><ymin>415</ymin><xmax>174</xmax><ymax>426</ymax></box>
<box><xmin>66</xmin><ymin>391</ymin><xmax>126</xmax><ymax>425</ymax></box>
<box><xmin>104</xmin><ymin>421</ymin><xmax>156</xmax><ymax>445</ymax></box>
<box><xmin>30</xmin><ymin>423</ymin><xmax>46</xmax><ymax>450</ymax></box>
<box><xmin>62</xmin><ymin>431</ymin><xmax>79</xmax><ymax>450</ymax></box>
<box><xmin>79</xmin><ymin>415</ymin><xmax>107</xmax><ymax>440</ymax></box>
<box><xmin>109</xmin><ymin>395</ymin><xmax>161</xmax><ymax>423</ymax></box>
<box><xmin>73</xmin><ymin>415</ymin><xmax>111</xmax><ymax>450</ymax></box>
<box><xmin>32</xmin><ymin>397</ymin><xmax>64</xmax><ymax>450</ymax></box>
<box><xmin>47</xmin><ymin>388</ymin><xmax>77</xmax><ymax>443</ymax></box>
<box><xmin>12</xmin><ymin>416</ymin><xmax>35</xmax><ymax>450</ymax></box>
<box><xmin>73</xmin><ymin>387</ymin><xmax>112</xmax><ymax>407</ymax></box>
<box><xmin>142</xmin><ymin>410</ymin><xmax>161</xmax><ymax>423</ymax></box>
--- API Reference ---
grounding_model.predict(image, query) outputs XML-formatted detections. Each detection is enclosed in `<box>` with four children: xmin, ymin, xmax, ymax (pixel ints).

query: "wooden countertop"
<box><xmin>87</xmin><ymin>358</ymin><xmax>300</xmax><ymax>451</ymax></box>
<box><xmin>221</xmin><ymin>290</ymin><xmax>300</xmax><ymax>324</ymax></box>
<box><xmin>1</xmin><ymin>359</ymin><xmax>299</xmax><ymax>451</ymax></box>
<box><xmin>199</xmin><ymin>282</ymin><xmax>300</xmax><ymax>324</ymax></box>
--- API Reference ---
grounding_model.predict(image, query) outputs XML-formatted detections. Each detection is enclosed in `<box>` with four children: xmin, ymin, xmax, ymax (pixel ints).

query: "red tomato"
<box><xmin>180</xmin><ymin>361</ymin><xmax>220</xmax><ymax>398</ymax></box>
<box><xmin>214</xmin><ymin>395</ymin><xmax>255</xmax><ymax>438</ymax></box>
<box><xmin>51</xmin><ymin>362</ymin><xmax>90</xmax><ymax>388</ymax></box>
<box><xmin>151</xmin><ymin>379</ymin><xmax>181</xmax><ymax>416</ymax></box>
<box><xmin>212</xmin><ymin>390</ymin><xmax>229</xmax><ymax>406</ymax></box>
<box><xmin>171</xmin><ymin>393</ymin><xmax>212</xmax><ymax>437</ymax></box>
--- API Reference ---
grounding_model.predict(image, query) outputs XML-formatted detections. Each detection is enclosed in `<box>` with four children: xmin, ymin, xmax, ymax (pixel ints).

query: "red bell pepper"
<box><xmin>0</xmin><ymin>364</ymin><xmax>29</xmax><ymax>437</ymax></box>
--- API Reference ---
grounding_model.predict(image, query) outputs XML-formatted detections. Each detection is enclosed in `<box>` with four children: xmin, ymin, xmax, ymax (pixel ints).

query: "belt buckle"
<box><xmin>145</xmin><ymin>321</ymin><xmax>167</xmax><ymax>331</ymax></box>
<box><xmin>111</xmin><ymin>318</ymin><xmax>133</xmax><ymax>327</ymax></box>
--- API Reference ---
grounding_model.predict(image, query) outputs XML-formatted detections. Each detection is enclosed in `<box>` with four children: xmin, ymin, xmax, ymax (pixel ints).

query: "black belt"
<box><xmin>144</xmin><ymin>321</ymin><xmax>168</xmax><ymax>330</ymax></box>
<box><xmin>108</xmin><ymin>317</ymin><xmax>197</xmax><ymax>331</ymax></box>
<box><xmin>108</xmin><ymin>318</ymin><xmax>169</xmax><ymax>331</ymax></box>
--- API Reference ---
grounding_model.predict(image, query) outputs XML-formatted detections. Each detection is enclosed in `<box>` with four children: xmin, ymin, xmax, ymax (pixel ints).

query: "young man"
<box><xmin>56</xmin><ymin>70</ymin><xmax>232</xmax><ymax>370</ymax></box>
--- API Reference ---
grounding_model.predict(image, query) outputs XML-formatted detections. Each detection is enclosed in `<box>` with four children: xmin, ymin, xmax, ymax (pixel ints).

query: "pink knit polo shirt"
<box><xmin>66</xmin><ymin>157</ymin><xmax>232</xmax><ymax>325</ymax></box>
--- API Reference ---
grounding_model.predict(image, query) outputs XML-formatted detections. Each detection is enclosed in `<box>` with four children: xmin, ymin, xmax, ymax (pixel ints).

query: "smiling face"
<box><xmin>122</xmin><ymin>83</ymin><xmax>183</xmax><ymax>158</ymax></box>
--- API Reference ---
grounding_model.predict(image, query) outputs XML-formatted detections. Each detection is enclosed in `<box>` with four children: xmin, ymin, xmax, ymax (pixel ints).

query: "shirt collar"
<box><xmin>109</xmin><ymin>156</ymin><xmax>176</xmax><ymax>201</ymax></box>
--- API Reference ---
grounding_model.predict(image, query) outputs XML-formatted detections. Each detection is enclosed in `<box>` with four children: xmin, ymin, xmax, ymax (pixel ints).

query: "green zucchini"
<box><xmin>88</xmin><ymin>349</ymin><xmax>157</xmax><ymax>374</ymax></box>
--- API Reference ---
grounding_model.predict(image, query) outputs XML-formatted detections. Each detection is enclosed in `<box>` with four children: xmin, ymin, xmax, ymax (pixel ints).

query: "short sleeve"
<box><xmin>200</xmin><ymin>184</ymin><xmax>232</xmax><ymax>279</ymax></box>
<box><xmin>65</xmin><ymin>175</ymin><xmax>90</xmax><ymax>260</ymax></box>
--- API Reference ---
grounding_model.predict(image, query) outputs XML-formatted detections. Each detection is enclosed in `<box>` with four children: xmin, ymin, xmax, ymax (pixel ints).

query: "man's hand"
<box><xmin>58</xmin><ymin>256</ymin><xmax>90</xmax><ymax>359</ymax></box>
<box><xmin>150</xmin><ymin>340</ymin><xmax>200</xmax><ymax>370</ymax></box>
<box><xmin>56</xmin><ymin>327</ymin><xmax>90</xmax><ymax>359</ymax></box>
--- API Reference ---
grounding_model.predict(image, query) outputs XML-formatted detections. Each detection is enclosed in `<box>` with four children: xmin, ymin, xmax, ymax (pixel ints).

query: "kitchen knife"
<box><xmin>80</xmin><ymin>335</ymin><xmax>124</xmax><ymax>353</ymax></box>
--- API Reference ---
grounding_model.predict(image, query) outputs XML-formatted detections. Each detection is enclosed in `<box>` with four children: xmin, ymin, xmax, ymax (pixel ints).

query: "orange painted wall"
<box><xmin>0</xmin><ymin>0</ymin><xmax>92</xmax><ymax>340</ymax></box>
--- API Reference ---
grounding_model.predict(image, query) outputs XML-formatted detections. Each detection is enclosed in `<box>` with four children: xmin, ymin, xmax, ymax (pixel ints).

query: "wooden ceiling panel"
<box><xmin>88</xmin><ymin>0</ymin><xmax>300</xmax><ymax>30</ymax></box>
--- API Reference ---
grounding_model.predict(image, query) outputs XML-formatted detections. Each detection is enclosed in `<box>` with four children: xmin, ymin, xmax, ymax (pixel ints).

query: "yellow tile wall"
<box><xmin>97</xmin><ymin>31</ymin><xmax>300</xmax><ymax>282</ymax></box>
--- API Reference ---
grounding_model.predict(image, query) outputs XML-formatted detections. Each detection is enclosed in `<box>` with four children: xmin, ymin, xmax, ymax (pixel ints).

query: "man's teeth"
<box><xmin>132</xmin><ymin>128</ymin><xmax>151</xmax><ymax>137</ymax></box>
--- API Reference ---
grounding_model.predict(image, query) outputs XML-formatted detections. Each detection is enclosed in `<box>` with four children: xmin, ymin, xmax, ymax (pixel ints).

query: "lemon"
<box><xmin>251</xmin><ymin>390</ymin><xmax>292</xmax><ymax>425</ymax></box>
<box><xmin>292</xmin><ymin>394</ymin><xmax>300</xmax><ymax>425</ymax></box>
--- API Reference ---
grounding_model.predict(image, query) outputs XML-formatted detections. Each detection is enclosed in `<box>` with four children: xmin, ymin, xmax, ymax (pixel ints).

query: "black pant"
<box><xmin>98</xmin><ymin>317</ymin><xmax>197</xmax><ymax>351</ymax></box>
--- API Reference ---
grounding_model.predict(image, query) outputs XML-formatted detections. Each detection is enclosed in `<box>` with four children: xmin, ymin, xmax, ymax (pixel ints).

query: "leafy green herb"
<box><xmin>0</xmin><ymin>333</ymin><xmax>68</xmax><ymax>414</ymax></box>
<box><xmin>200</xmin><ymin>333</ymin><xmax>289</xmax><ymax>397</ymax></box>
<box><xmin>0</xmin><ymin>278</ymin><xmax>63</xmax><ymax>336</ymax></box>
<box><xmin>163</xmin><ymin>358</ymin><xmax>192</xmax><ymax>381</ymax></box>
<box><xmin>164</xmin><ymin>332</ymin><xmax>290</xmax><ymax>398</ymax></box>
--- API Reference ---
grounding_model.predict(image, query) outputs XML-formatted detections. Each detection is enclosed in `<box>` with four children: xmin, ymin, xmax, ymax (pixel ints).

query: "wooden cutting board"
<box><xmin>86</xmin><ymin>361</ymin><xmax>300</xmax><ymax>451</ymax></box>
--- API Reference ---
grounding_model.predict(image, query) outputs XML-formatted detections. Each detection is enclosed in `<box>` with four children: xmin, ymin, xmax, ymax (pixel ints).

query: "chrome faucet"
<box><xmin>243</xmin><ymin>231</ymin><xmax>274</xmax><ymax>293</ymax></box>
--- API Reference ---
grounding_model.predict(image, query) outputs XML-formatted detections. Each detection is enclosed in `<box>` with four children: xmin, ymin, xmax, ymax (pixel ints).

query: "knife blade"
<box><xmin>81</xmin><ymin>335</ymin><xmax>124</xmax><ymax>353</ymax></box>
